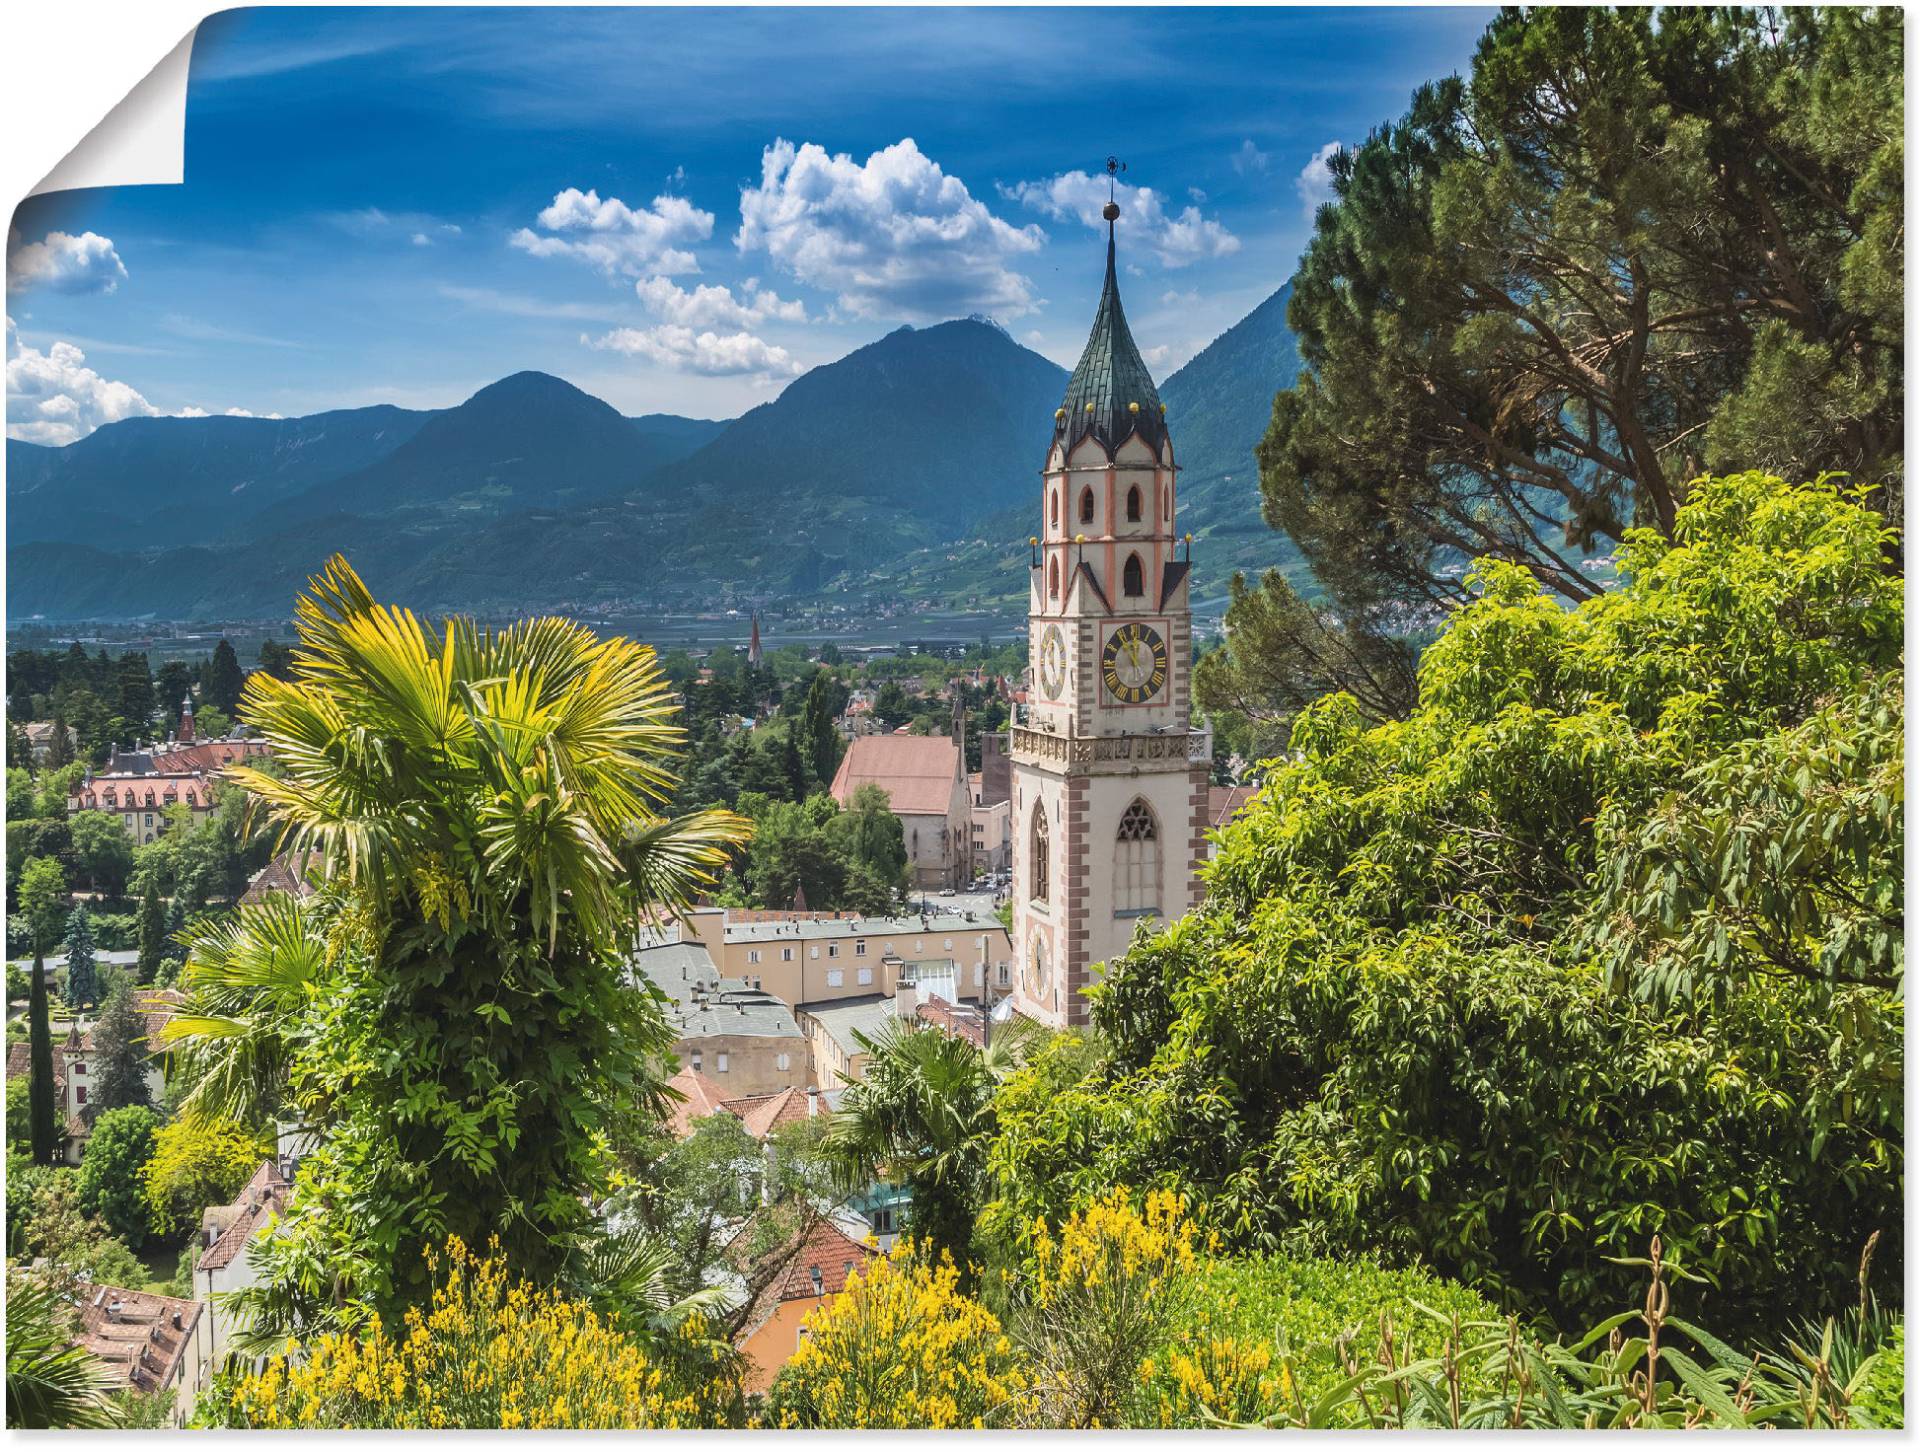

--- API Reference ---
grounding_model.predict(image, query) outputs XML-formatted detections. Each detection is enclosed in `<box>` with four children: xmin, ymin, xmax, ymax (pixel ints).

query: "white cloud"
<box><xmin>1002</xmin><ymin>173</ymin><xmax>1238</xmax><ymax>269</ymax></box>
<box><xmin>1188</xmin><ymin>186</ymin><xmax>1209</xmax><ymax>204</ymax></box>
<box><xmin>410</xmin><ymin>233</ymin><xmax>432</xmax><ymax>247</ymax></box>
<box><xmin>1296</xmin><ymin>141</ymin><xmax>1344</xmax><ymax>216</ymax></box>
<box><xmin>512</xmin><ymin>187</ymin><xmax>713</xmax><ymax>276</ymax></box>
<box><xmin>1233</xmin><ymin>138</ymin><xmax>1271</xmax><ymax>175</ymax></box>
<box><xmin>736</xmin><ymin>137</ymin><xmax>1045</xmax><ymax>321</ymax></box>
<box><xmin>583</xmin><ymin>323</ymin><xmax>802</xmax><ymax>378</ymax></box>
<box><xmin>5</xmin><ymin>316</ymin><xmax>156</xmax><ymax>445</ymax></box>
<box><xmin>1160</xmin><ymin>288</ymin><xmax>1201</xmax><ymax>309</ymax></box>
<box><xmin>6</xmin><ymin>229</ymin><xmax>128</xmax><ymax>296</ymax></box>
<box><xmin>328</xmin><ymin>209</ymin><xmax>462</xmax><ymax>244</ymax></box>
<box><xmin>634</xmin><ymin>275</ymin><xmax>806</xmax><ymax>328</ymax></box>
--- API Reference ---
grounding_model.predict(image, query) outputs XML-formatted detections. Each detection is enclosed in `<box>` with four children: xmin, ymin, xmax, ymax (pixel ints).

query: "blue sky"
<box><xmin>6</xmin><ymin>6</ymin><xmax>1492</xmax><ymax>442</ymax></box>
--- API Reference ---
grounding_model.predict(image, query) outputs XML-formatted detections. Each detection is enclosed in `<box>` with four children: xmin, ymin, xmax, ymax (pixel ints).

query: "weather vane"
<box><xmin>1104</xmin><ymin>156</ymin><xmax>1126</xmax><ymax>221</ymax></box>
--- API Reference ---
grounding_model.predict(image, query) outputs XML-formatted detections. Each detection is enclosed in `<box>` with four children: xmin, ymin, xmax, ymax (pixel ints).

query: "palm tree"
<box><xmin>826</xmin><ymin>1015</ymin><xmax>1040</xmax><ymax>1266</ymax></box>
<box><xmin>5</xmin><ymin>1276</ymin><xmax>119</xmax><ymax>1429</ymax></box>
<box><xmin>160</xmin><ymin>554</ymin><xmax>753</xmax><ymax>1312</ymax></box>
<box><xmin>155</xmin><ymin>894</ymin><xmax>328</xmax><ymax>1126</ymax></box>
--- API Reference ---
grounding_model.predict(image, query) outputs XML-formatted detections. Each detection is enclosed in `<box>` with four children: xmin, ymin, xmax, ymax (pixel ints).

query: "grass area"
<box><xmin>136</xmin><ymin>1238</ymin><xmax>193</xmax><ymax>1297</ymax></box>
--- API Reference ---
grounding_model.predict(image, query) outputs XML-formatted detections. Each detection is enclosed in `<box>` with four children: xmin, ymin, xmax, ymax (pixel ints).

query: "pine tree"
<box><xmin>28</xmin><ymin>952</ymin><xmax>56</xmax><ymax>1165</ymax></box>
<box><xmin>803</xmin><ymin>671</ymin><xmax>843</xmax><ymax>786</ymax></box>
<box><xmin>86</xmin><ymin>979</ymin><xmax>154</xmax><ymax>1123</ymax></box>
<box><xmin>158</xmin><ymin>897</ymin><xmax>188</xmax><ymax>984</ymax></box>
<box><xmin>44</xmin><ymin>711</ymin><xmax>74</xmax><ymax>769</ymax></box>
<box><xmin>135</xmin><ymin>883</ymin><xmax>166</xmax><ymax>986</ymax></box>
<box><xmin>206</xmin><ymin>639</ymin><xmax>246</xmax><ymax>715</ymax></box>
<box><xmin>62</xmin><ymin>907</ymin><xmax>99</xmax><ymax>1011</ymax></box>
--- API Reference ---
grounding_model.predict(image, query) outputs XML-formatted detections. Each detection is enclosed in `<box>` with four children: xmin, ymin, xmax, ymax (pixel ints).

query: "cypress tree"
<box><xmin>86</xmin><ymin>979</ymin><xmax>153</xmax><ymax>1123</ymax></box>
<box><xmin>206</xmin><ymin>640</ymin><xmax>246</xmax><ymax>715</ymax></box>
<box><xmin>28</xmin><ymin>952</ymin><xmax>56</xmax><ymax>1165</ymax></box>
<box><xmin>135</xmin><ymin>882</ymin><xmax>166</xmax><ymax>985</ymax></box>
<box><xmin>63</xmin><ymin>906</ymin><xmax>99</xmax><ymax>1011</ymax></box>
<box><xmin>44</xmin><ymin>711</ymin><xmax>74</xmax><ymax>769</ymax></box>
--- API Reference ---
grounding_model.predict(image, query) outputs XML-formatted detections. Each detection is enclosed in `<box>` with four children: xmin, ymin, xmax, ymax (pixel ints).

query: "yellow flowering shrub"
<box><xmin>766</xmin><ymin>1242</ymin><xmax>1023</xmax><ymax>1428</ymax></box>
<box><xmin>219</xmin><ymin>1237</ymin><xmax>740</xmax><ymax>1429</ymax></box>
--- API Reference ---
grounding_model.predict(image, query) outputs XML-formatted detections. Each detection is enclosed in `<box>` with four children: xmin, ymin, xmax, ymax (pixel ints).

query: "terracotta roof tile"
<box><xmin>664</xmin><ymin>1067</ymin><xmax>735</xmax><ymax>1139</ymax></box>
<box><xmin>828</xmin><ymin>735</ymin><xmax>964</xmax><ymax>817</ymax></box>
<box><xmin>1208</xmin><ymin>784</ymin><xmax>1258</xmax><ymax>829</ymax></box>
<box><xmin>196</xmin><ymin>1160</ymin><xmax>291</xmax><ymax>1273</ymax></box>
<box><xmin>719</xmin><ymin>1086</ymin><xmax>820</xmax><ymax>1140</ymax></box>
<box><xmin>75</xmin><ymin>1285</ymin><xmax>202</xmax><ymax>1398</ymax></box>
<box><xmin>238</xmin><ymin>850</ymin><xmax>319</xmax><ymax>906</ymax></box>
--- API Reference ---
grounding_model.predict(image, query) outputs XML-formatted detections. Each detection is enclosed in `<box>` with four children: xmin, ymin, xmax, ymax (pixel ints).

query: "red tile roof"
<box><xmin>720</xmin><ymin>1086</ymin><xmax>820</xmax><ymax>1140</ymax></box>
<box><xmin>829</xmin><ymin>735</ymin><xmax>964</xmax><ymax>817</ymax></box>
<box><xmin>915</xmin><ymin>995</ymin><xmax>985</xmax><ymax>1048</ymax></box>
<box><xmin>69</xmin><ymin>771</ymin><xmax>216</xmax><ymax>814</ymax></box>
<box><xmin>75</xmin><ymin>1285</ymin><xmax>202</xmax><ymax>1398</ymax></box>
<box><xmin>664</xmin><ymin>1067</ymin><xmax>735</xmax><ymax>1139</ymax></box>
<box><xmin>1207</xmin><ymin>784</ymin><xmax>1258</xmax><ymax>829</ymax></box>
<box><xmin>238</xmin><ymin>850</ymin><xmax>319</xmax><ymax>906</ymax></box>
<box><xmin>197</xmin><ymin>1160</ymin><xmax>291</xmax><ymax>1273</ymax></box>
<box><xmin>150</xmin><ymin>739</ymin><xmax>273</xmax><ymax>774</ymax></box>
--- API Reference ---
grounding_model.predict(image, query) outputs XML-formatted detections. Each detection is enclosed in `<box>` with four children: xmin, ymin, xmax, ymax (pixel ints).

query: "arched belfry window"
<box><xmin>1122</xmin><ymin>553</ymin><xmax>1145</xmax><ymax>597</ymax></box>
<box><xmin>1031</xmin><ymin>805</ymin><xmax>1051</xmax><ymax>905</ymax></box>
<box><xmin>1162</xmin><ymin>484</ymin><xmax>1172</xmax><ymax>521</ymax></box>
<box><xmin>1114</xmin><ymin>800</ymin><xmax>1161</xmax><ymax>917</ymax></box>
<box><xmin>1048</xmin><ymin>557</ymin><xmax>1060</xmax><ymax>599</ymax></box>
<box><xmin>1079</xmin><ymin>487</ymin><xmax>1096</xmax><ymax>524</ymax></box>
<box><xmin>1050</xmin><ymin>490</ymin><xmax>1060</xmax><ymax>527</ymax></box>
<box><xmin>1126</xmin><ymin>485</ymin><xmax>1142</xmax><ymax>522</ymax></box>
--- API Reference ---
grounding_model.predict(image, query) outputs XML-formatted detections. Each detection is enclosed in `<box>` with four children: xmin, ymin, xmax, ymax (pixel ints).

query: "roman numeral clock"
<box><xmin>1008</xmin><ymin>164</ymin><xmax>1211</xmax><ymax>1032</ymax></box>
<box><xmin>1101</xmin><ymin>623</ymin><xmax>1167</xmax><ymax>704</ymax></box>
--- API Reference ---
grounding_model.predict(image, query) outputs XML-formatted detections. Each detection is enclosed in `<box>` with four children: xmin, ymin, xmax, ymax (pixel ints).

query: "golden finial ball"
<box><xmin>1160</xmin><ymin>402</ymin><xmax>1167</xmax><ymax>414</ymax></box>
<box><xmin>1074</xmin><ymin>533</ymin><xmax>1086</xmax><ymax>544</ymax></box>
<box><xmin>1102</xmin><ymin>201</ymin><xmax>1121</xmax><ymax>222</ymax></box>
<box><xmin>1084</xmin><ymin>401</ymin><xmax>1095</xmax><ymax>413</ymax></box>
<box><xmin>1054</xmin><ymin>407</ymin><xmax>1065</xmax><ymax>421</ymax></box>
<box><xmin>1128</xmin><ymin>401</ymin><xmax>1140</xmax><ymax>414</ymax></box>
<box><xmin>1029</xmin><ymin>535</ymin><xmax>1038</xmax><ymax>547</ymax></box>
<box><xmin>1184</xmin><ymin>533</ymin><xmax>1193</xmax><ymax>544</ymax></box>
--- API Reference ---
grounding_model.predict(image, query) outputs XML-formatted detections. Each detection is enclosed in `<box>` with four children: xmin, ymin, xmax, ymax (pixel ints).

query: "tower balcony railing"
<box><xmin>1010</xmin><ymin>720</ymin><xmax>1212</xmax><ymax>769</ymax></box>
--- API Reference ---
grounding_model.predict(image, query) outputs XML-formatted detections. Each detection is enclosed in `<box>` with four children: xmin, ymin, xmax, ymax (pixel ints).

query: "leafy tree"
<box><xmin>5</xmin><ymin>718</ymin><xmax>31</xmax><ymax>770</ymax></box>
<box><xmin>828</xmin><ymin>1016</ymin><xmax>1037</xmax><ymax>1270</ymax></box>
<box><xmin>76</xmin><ymin>1104</ymin><xmax>160</xmax><ymax>1248</ymax></box>
<box><xmin>873</xmin><ymin>680</ymin><xmax>913</xmax><ymax>728</ymax></box>
<box><xmin>18</xmin><ymin>857</ymin><xmax>69</xmax><ymax>953</ymax></box>
<box><xmin>68</xmin><ymin>811</ymin><xmax>134</xmax><ymax>900</ymax></box>
<box><xmin>801</xmin><ymin>670</ymin><xmax>845</xmax><ymax>785</ymax></box>
<box><xmin>163</xmin><ymin>554</ymin><xmax>750</xmax><ymax>1328</ymax></box>
<box><xmin>740</xmin><ymin>794</ymin><xmax>846</xmax><ymax>910</ymax></box>
<box><xmin>6</xmin><ymin>766</ymin><xmax>34</xmax><ymax>821</ymax></box>
<box><xmin>830</xmin><ymin>783</ymin><xmax>909</xmax><ymax>895</ymax></box>
<box><xmin>204</xmin><ymin>638</ymin><xmax>245</xmax><ymax>715</ymax></box>
<box><xmin>6</xmin><ymin>1075</ymin><xmax>29</xmax><ymax>1145</ymax></box>
<box><xmin>27</xmin><ymin>953</ymin><xmax>56</xmax><ymax>1165</ymax></box>
<box><xmin>15</xmin><ymin>1174</ymin><xmax>147</xmax><ymax>1296</ymax></box>
<box><xmin>985</xmin><ymin>475</ymin><xmax>1901</xmax><ymax>1337</ymax></box>
<box><xmin>43</xmin><ymin>711</ymin><xmax>74</xmax><ymax>769</ymax></box>
<box><xmin>141</xmin><ymin>1116</ymin><xmax>275</xmax><ymax>1238</ymax></box>
<box><xmin>615</xmin><ymin>1113</ymin><xmax>766</xmax><ymax>1301</ymax></box>
<box><xmin>154</xmin><ymin>660</ymin><xmax>193</xmax><ymax>717</ymax></box>
<box><xmin>31</xmin><ymin>762</ymin><xmax>86</xmax><ymax>820</ymax></box>
<box><xmin>86</xmin><ymin>978</ymin><xmax>155</xmax><ymax>1121</ymax></box>
<box><xmin>194</xmin><ymin>704</ymin><xmax>233</xmax><ymax>740</ymax></box>
<box><xmin>256</xmin><ymin>638</ymin><xmax>296</xmax><ymax>680</ymax></box>
<box><xmin>62</xmin><ymin>906</ymin><xmax>98</xmax><ymax>1011</ymax></box>
<box><xmin>1252</xmin><ymin>7</ymin><xmax>1903</xmax><ymax>710</ymax></box>
<box><xmin>135</xmin><ymin>881</ymin><xmax>166</xmax><ymax>985</ymax></box>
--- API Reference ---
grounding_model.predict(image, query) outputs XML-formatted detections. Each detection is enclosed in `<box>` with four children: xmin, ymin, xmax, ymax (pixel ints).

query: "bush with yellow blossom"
<box><xmin>211</xmin><ymin>1237</ymin><xmax>743</xmax><ymax>1429</ymax></box>
<box><xmin>765</xmin><ymin>1242</ymin><xmax>1023</xmax><ymax>1429</ymax></box>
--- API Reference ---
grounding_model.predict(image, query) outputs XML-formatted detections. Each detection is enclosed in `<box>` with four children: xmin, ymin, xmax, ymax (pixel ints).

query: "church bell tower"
<box><xmin>1009</xmin><ymin>193</ymin><xmax>1210</xmax><ymax>1030</ymax></box>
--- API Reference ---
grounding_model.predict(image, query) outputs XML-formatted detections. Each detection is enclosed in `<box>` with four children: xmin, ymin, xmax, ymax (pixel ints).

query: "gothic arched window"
<box><xmin>1030</xmin><ymin>805</ymin><xmax>1050</xmax><ymax>905</ymax></box>
<box><xmin>1114</xmin><ymin>800</ymin><xmax>1161</xmax><ymax>917</ymax></box>
<box><xmin>1163</xmin><ymin>484</ymin><xmax>1172</xmax><ymax>521</ymax></box>
<box><xmin>1126</xmin><ymin>485</ymin><xmax>1142</xmax><ymax>522</ymax></box>
<box><xmin>1079</xmin><ymin>487</ymin><xmax>1096</xmax><ymax>525</ymax></box>
<box><xmin>1050</xmin><ymin>489</ymin><xmax>1059</xmax><ymax>527</ymax></box>
<box><xmin>1122</xmin><ymin>553</ymin><xmax>1145</xmax><ymax>597</ymax></box>
<box><xmin>1048</xmin><ymin>557</ymin><xmax>1060</xmax><ymax>599</ymax></box>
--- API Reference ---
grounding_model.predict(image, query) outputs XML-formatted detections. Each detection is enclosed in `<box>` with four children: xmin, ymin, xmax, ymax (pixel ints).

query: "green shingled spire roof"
<box><xmin>1057</xmin><ymin>219</ymin><xmax>1166</xmax><ymax>457</ymax></box>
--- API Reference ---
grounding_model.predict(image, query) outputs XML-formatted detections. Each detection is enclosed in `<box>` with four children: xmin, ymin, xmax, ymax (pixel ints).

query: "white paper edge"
<box><xmin>28</xmin><ymin>25</ymin><xmax>199</xmax><ymax>198</ymax></box>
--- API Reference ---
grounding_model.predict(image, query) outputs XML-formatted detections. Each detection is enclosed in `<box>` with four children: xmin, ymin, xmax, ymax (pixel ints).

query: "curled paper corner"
<box><xmin>29</xmin><ymin>26</ymin><xmax>199</xmax><ymax>198</ymax></box>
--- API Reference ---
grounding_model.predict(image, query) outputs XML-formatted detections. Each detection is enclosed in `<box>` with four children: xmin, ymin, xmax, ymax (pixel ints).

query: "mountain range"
<box><xmin>5</xmin><ymin>286</ymin><xmax>1304</xmax><ymax>622</ymax></box>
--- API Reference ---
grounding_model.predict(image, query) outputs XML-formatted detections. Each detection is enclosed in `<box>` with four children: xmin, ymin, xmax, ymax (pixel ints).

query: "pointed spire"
<box><xmin>747</xmin><ymin>612</ymin><xmax>763</xmax><ymax>668</ymax></box>
<box><xmin>1055</xmin><ymin>206</ymin><xmax>1166</xmax><ymax>458</ymax></box>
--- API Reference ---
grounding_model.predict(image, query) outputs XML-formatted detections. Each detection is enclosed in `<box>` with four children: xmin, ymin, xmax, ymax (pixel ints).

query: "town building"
<box><xmin>237</xmin><ymin>850</ymin><xmax>320</xmax><ymax>906</ymax></box>
<box><xmin>633</xmin><ymin>939</ymin><xmax>809</xmax><ymax>1097</ymax></box>
<box><xmin>67</xmin><ymin>770</ymin><xmax>219</xmax><ymax>846</ymax></box>
<box><xmin>729</xmin><ymin>1215</ymin><xmax>879</xmax><ymax>1396</ymax></box>
<box><xmin>670</xmin><ymin>907</ymin><xmax>1013</xmax><ymax>1008</ymax></box>
<box><xmin>1009</xmin><ymin>206</ymin><xmax>1211</xmax><ymax>1029</ymax></box>
<box><xmin>74</xmin><ymin>1285</ymin><xmax>206</xmax><ymax>1424</ymax></box>
<box><xmin>22</xmin><ymin>720</ymin><xmax>77</xmax><ymax>764</ymax></box>
<box><xmin>191</xmin><ymin>1159</ymin><xmax>295</xmax><ymax>1374</ymax></box>
<box><xmin>970</xmin><ymin>771</ymin><xmax>1011</xmax><ymax>878</ymax></box>
<box><xmin>828</xmin><ymin>735</ymin><xmax>972</xmax><ymax>889</ymax></box>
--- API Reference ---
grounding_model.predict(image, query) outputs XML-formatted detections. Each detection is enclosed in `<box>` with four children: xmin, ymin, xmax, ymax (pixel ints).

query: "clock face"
<box><xmin>1036</xmin><ymin>624</ymin><xmax>1067</xmax><ymax>700</ymax></box>
<box><xmin>1101</xmin><ymin>623</ymin><xmax>1168</xmax><ymax>704</ymax></box>
<box><xmin>1027</xmin><ymin>937</ymin><xmax>1052</xmax><ymax>999</ymax></box>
